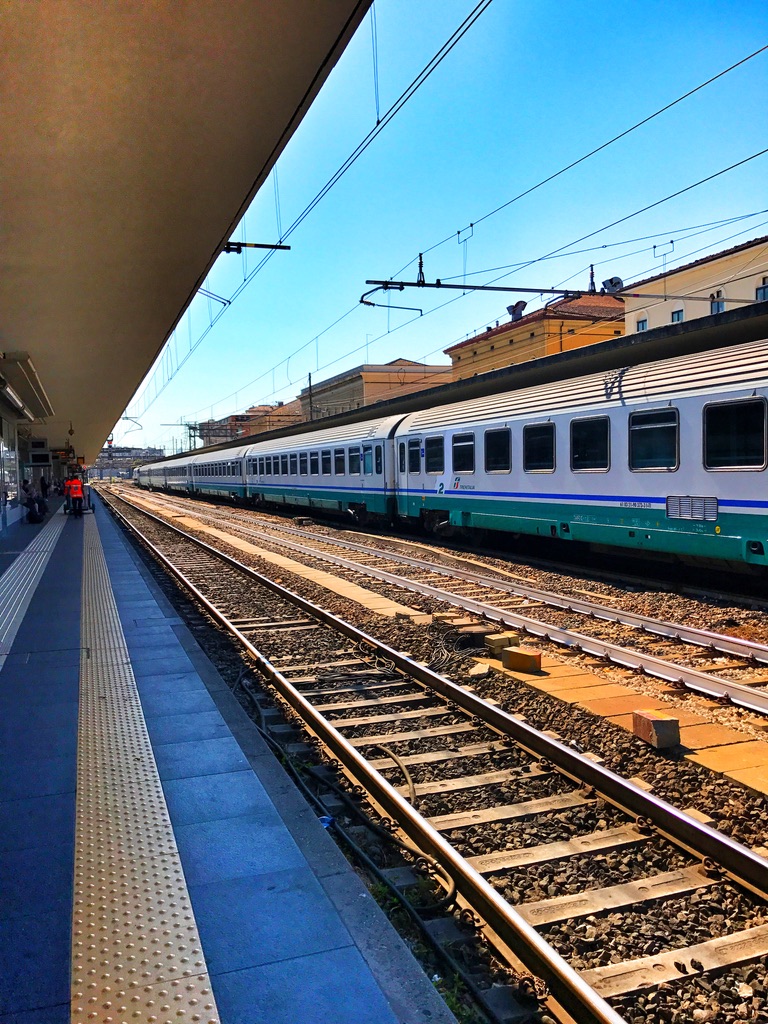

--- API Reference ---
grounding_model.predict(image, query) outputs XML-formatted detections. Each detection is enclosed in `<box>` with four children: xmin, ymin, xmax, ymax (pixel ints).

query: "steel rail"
<box><xmin>106</xmin><ymin>491</ymin><xmax>768</xmax><ymax>897</ymax></box>
<box><xmin>256</xmin><ymin>522</ymin><xmax>768</xmax><ymax>664</ymax></box>
<box><xmin>114</xmin><ymin>483</ymin><xmax>768</xmax><ymax>613</ymax></box>
<box><xmin>138</xmin><ymin>498</ymin><xmax>768</xmax><ymax>716</ymax></box>
<box><xmin>102</xmin><ymin>492</ymin><xmax>627</xmax><ymax>1024</ymax></box>
<box><xmin>105</xmin><ymin>491</ymin><xmax>768</xmax><ymax>1020</ymax></box>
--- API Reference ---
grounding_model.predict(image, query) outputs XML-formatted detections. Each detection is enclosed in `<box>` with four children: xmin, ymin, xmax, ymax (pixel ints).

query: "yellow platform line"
<box><xmin>71</xmin><ymin>516</ymin><xmax>220</xmax><ymax>1024</ymax></box>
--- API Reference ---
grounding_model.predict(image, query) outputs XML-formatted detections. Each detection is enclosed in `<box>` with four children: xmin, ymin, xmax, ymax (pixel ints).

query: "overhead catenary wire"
<box><xmin>129</xmin><ymin>39</ymin><xmax>768</xmax><ymax>444</ymax></box>
<box><xmin>390</xmin><ymin>43</ymin><xmax>768</xmax><ymax>279</ymax></box>
<box><xmin>157</xmin><ymin>205</ymin><xmax>768</xmax><ymax>447</ymax></box>
<box><xmin>127</xmin><ymin>1</ymin><xmax>494</xmax><ymax>423</ymax></box>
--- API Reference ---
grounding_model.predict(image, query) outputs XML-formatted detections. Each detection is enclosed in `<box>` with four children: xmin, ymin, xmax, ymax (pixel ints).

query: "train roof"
<box><xmin>399</xmin><ymin>338</ymin><xmax>768</xmax><ymax>432</ymax></box>
<box><xmin>241</xmin><ymin>414</ymin><xmax>403</xmax><ymax>454</ymax></box>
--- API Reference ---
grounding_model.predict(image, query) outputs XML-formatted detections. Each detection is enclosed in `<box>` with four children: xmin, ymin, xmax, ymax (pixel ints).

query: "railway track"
<box><xmin>112</xmin><ymin>487</ymin><xmax>768</xmax><ymax>717</ymax></box>
<box><xmin>101</xmin><ymin>487</ymin><xmax>768</xmax><ymax>1024</ymax></box>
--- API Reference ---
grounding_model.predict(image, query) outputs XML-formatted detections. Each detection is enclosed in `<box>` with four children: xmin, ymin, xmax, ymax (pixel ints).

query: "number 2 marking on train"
<box><xmin>437</xmin><ymin>482</ymin><xmax>444</xmax><ymax>494</ymax></box>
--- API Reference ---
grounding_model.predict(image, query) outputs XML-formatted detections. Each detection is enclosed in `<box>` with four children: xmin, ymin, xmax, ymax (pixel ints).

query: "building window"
<box><xmin>710</xmin><ymin>290</ymin><xmax>724</xmax><ymax>314</ymax></box>
<box><xmin>756</xmin><ymin>277</ymin><xmax>768</xmax><ymax>302</ymax></box>
<box><xmin>424</xmin><ymin>436</ymin><xmax>444</xmax><ymax>474</ymax></box>
<box><xmin>452</xmin><ymin>433</ymin><xmax>475</xmax><ymax>473</ymax></box>
<box><xmin>484</xmin><ymin>428</ymin><xmax>511</xmax><ymax>473</ymax></box>
<box><xmin>704</xmin><ymin>399</ymin><xmax>766</xmax><ymax>469</ymax></box>
<box><xmin>571</xmin><ymin>417</ymin><xmax>610</xmax><ymax>471</ymax></box>
<box><xmin>523</xmin><ymin>423</ymin><xmax>555</xmax><ymax>472</ymax></box>
<box><xmin>671</xmin><ymin>309</ymin><xmax>684</xmax><ymax>323</ymax></box>
<box><xmin>636</xmin><ymin>318</ymin><xmax>648</xmax><ymax>332</ymax></box>
<box><xmin>629</xmin><ymin>409</ymin><xmax>679</xmax><ymax>471</ymax></box>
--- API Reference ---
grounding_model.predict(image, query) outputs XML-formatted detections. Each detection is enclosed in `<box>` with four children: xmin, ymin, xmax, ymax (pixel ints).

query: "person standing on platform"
<box><xmin>65</xmin><ymin>473</ymin><xmax>84</xmax><ymax>517</ymax></box>
<box><xmin>39</xmin><ymin>476</ymin><xmax>48</xmax><ymax>501</ymax></box>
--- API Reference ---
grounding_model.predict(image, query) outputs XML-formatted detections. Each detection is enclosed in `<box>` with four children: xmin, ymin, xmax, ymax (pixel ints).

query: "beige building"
<box><xmin>298</xmin><ymin>359</ymin><xmax>452</xmax><ymax>420</ymax></box>
<box><xmin>444</xmin><ymin>293</ymin><xmax>624</xmax><ymax>381</ymax></box>
<box><xmin>623</xmin><ymin>235</ymin><xmax>768</xmax><ymax>334</ymax></box>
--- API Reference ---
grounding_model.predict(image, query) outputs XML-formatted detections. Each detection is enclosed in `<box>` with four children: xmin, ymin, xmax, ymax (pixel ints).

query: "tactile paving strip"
<box><xmin>0</xmin><ymin>509</ymin><xmax>67</xmax><ymax>666</ymax></box>
<box><xmin>72</xmin><ymin>516</ymin><xmax>220</xmax><ymax>1024</ymax></box>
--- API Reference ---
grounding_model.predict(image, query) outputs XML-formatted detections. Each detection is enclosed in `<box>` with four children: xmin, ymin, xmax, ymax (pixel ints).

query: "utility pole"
<box><xmin>308</xmin><ymin>373</ymin><xmax>314</xmax><ymax>421</ymax></box>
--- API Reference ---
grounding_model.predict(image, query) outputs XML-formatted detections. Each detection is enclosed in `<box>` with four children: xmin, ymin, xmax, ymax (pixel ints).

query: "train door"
<box><xmin>393</xmin><ymin>437</ymin><xmax>407</xmax><ymax>518</ymax></box>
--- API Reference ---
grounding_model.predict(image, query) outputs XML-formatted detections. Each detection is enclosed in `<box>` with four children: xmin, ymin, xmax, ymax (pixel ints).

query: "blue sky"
<box><xmin>117</xmin><ymin>0</ymin><xmax>768</xmax><ymax>452</ymax></box>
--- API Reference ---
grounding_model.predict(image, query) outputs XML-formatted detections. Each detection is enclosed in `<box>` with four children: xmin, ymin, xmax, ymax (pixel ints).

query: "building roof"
<box><xmin>627</xmin><ymin>234</ymin><xmax>768</xmax><ymax>290</ymax></box>
<box><xmin>299</xmin><ymin>359</ymin><xmax>451</xmax><ymax>395</ymax></box>
<box><xmin>444</xmin><ymin>292</ymin><xmax>623</xmax><ymax>355</ymax></box>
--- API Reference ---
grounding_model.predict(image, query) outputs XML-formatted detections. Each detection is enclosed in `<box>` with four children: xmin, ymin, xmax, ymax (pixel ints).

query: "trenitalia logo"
<box><xmin>453</xmin><ymin>477</ymin><xmax>460</xmax><ymax>489</ymax></box>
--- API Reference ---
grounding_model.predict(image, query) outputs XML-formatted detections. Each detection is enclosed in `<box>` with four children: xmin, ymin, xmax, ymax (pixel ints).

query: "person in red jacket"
<box><xmin>65</xmin><ymin>473</ymin><xmax>84</xmax><ymax>517</ymax></box>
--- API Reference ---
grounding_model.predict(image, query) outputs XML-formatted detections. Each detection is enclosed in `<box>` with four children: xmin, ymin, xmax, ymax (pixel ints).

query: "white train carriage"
<box><xmin>242</xmin><ymin>415</ymin><xmax>401</xmax><ymax>521</ymax></box>
<box><xmin>392</xmin><ymin>339</ymin><xmax>768</xmax><ymax>565</ymax></box>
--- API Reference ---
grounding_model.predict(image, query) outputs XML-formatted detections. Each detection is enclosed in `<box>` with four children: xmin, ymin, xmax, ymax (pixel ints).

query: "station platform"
<box><xmin>0</xmin><ymin>499</ymin><xmax>455</xmax><ymax>1024</ymax></box>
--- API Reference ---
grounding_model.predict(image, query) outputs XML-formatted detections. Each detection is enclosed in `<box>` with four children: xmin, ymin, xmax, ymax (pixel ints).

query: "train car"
<box><xmin>392</xmin><ymin>339</ymin><xmax>768</xmax><ymax>566</ymax></box>
<box><xmin>188</xmin><ymin>446</ymin><xmax>250</xmax><ymax>501</ymax></box>
<box><xmin>134</xmin><ymin>339</ymin><xmax>767</xmax><ymax>567</ymax></box>
<box><xmin>242</xmin><ymin>415</ymin><xmax>401</xmax><ymax>522</ymax></box>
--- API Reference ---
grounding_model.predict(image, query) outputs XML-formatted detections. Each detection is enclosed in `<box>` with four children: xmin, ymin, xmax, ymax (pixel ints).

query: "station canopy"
<box><xmin>0</xmin><ymin>1</ymin><xmax>369</xmax><ymax>460</ymax></box>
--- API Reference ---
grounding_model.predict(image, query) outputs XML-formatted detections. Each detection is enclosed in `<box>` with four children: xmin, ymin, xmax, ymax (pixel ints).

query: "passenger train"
<box><xmin>135</xmin><ymin>339</ymin><xmax>768</xmax><ymax>568</ymax></box>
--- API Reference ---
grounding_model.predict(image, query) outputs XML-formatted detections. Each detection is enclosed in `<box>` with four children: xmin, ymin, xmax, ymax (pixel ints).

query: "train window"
<box><xmin>629</xmin><ymin>409</ymin><xmax>679</xmax><ymax>470</ymax></box>
<box><xmin>425</xmin><ymin>436</ymin><xmax>444</xmax><ymax>474</ymax></box>
<box><xmin>349</xmin><ymin>448</ymin><xmax>361</xmax><ymax>475</ymax></box>
<box><xmin>523</xmin><ymin>423</ymin><xmax>555</xmax><ymax>472</ymax></box>
<box><xmin>485</xmin><ymin>428</ymin><xmax>511</xmax><ymax>473</ymax></box>
<box><xmin>334</xmin><ymin>448</ymin><xmax>346</xmax><ymax>475</ymax></box>
<box><xmin>280</xmin><ymin>454</ymin><xmax>288</xmax><ymax>475</ymax></box>
<box><xmin>399</xmin><ymin>443</ymin><xmax>406</xmax><ymax>473</ymax></box>
<box><xmin>258</xmin><ymin>458</ymin><xmax>264</xmax><ymax>475</ymax></box>
<box><xmin>289</xmin><ymin>453</ymin><xmax>298</xmax><ymax>475</ymax></box>
<box><xmin>704</xmin><ymin>399</ymin><xmax>766</xmax><ymax>469</ymax></box>
<box><xmin>310</xmin><ymin>451</ymin><xmax>319</xmax><ymax>475</ymax></box>
<box><xmin>362</xmin><ymin>445</ymin><xmax>373</xmax><ymax>475</ymax></box>
<box><xmin>571</xmin><ymin>417</ymin><xmax>610</xmax><ymax>471</ymax></box>
<box><xmin>321</xmin><ymin>450</ymin><xmax>332</xmax><ymax>475</ymax></box>
<box><xmin>299</xmin><ymin>453</ymin><xmax>308</xmax><ymax>475</ymax></box>
<box><xmin>452</xmin><ymin>433</ymin><xmax>475</xmax><ymax>473</ymax></box>
<box><xmin>408</xmin><ymin>438</ymin><xmax>421</xmax><ymax>474</ymax></box>
<box><xmin>375</xmin><ymin>445</ymin><xmax>383</xmax><ymax>474</ymax></box>
<box><xmin>265</xmin><ymin>457</ymin><xmax>272</xmax><ymax>476</ymax></box>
